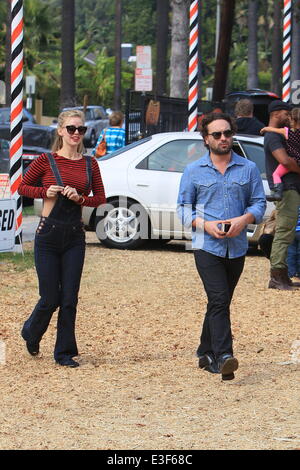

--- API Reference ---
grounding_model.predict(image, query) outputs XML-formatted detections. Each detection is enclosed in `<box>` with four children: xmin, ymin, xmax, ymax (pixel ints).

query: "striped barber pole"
<box><xmin>282</xmin><ymin>0</ymin><xmax>291</xmax><ymax>102</ymax></box>
<box><xmin>188</xmin><ymin>0</ymin><xmax>199</xmax><ymax>132</ymax></box>
<box><xmin>10</xmin><ymin>0</ymin><xmax>24</xmax><ymax>250</ymax></box>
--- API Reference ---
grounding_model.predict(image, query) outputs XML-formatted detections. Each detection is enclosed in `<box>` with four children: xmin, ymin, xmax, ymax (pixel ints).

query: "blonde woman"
<box><xmin>18</xmin><ymin>110</ymin><xmax>106</xmax><ymax>367</ymax></box>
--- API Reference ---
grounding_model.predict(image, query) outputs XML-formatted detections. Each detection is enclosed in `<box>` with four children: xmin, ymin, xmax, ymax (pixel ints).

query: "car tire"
<box><xmin>94</xmin><ymin>198</ymin><xmax>150</xmax><ymax>249</ymax></box>
<box><xmin>89</xmin><ymin>130</ymin><xmax>96</xmax><ymax>148</ymax></box>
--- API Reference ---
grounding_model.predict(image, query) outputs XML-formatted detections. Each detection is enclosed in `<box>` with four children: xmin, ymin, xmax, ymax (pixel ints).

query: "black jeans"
<box><xmin>22</xmin><ymin>196</ymin><xmax>85</xmax><ymax>362</ymax></box>
<box><xmin>194</xmin><ymin>249</ymin><xmax>245</xmax><ymax>359</ymax></box>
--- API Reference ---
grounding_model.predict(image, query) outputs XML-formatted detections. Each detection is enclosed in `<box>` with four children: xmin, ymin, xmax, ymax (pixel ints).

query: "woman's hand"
<box><xmin>46</xmin><ymin>185</ymin><xmax>64</xmax><ymax>198</ymax></box>
<box><xmin>62</xmin><ymin>185</ymin><xmax>80</xmax><ymax>202</ymax></box>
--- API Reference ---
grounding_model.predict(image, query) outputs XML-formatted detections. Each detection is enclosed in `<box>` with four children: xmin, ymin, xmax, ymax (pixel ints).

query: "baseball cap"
<box><xmin>268</xmin><ymin>100</ymin><xmax>292</xmax><ymax>113</ymax></box>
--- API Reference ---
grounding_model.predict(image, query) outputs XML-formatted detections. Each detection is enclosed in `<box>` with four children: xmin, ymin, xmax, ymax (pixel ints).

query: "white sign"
<box><xmin>25</xmin><ymin>75</ymin><xmax>36</xmax><ymax>95</ymax></box>
<box><xmin>0</xmin><ymin>174</ymin><xmax>10</xmax><ymax>199</ymax></box>
<box><xmin>136</xmin><ymin>46</ymin><xmax>152</xmax><ymax>69</ymax></box>
<box><xmin>0</xmin><ymin>199</ymin><xmax>16</xmax><ymax>252</ymax></box>
<box><xmin>135</xmin><ymin>68</ymin><xmax>153</xmax><ymax>92</ymax></box>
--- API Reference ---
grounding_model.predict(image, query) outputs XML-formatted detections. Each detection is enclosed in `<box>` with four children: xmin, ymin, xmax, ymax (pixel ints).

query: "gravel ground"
<box><xmin>0</xmin><ymin>232</ymin><xmax>299</xmax><ymax>450</ymax></box>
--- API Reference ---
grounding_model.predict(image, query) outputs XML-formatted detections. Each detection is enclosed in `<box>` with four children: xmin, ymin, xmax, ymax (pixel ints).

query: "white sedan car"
<box><xmin>35</xmin><ymin>132</ymin><xmax>273</xmax><ymax>249</ymax></box>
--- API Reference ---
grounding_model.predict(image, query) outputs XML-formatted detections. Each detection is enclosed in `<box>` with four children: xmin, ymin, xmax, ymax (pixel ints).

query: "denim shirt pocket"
<box><xmin>230</xmin><ymin>174</ymin><xmax>251</xmax><ymax>199</ymax></box>
<box><xmin>195</xmin><ymin>178</ymin><xmax>219</xmax><ymax>210</ymax></box>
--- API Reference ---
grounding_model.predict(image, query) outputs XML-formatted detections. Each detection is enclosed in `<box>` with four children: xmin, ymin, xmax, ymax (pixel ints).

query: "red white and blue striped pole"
<box><xmin>282</xmin><ymin>0</ymin><xmax>291</xmax><ymax>102</ymax></box>
<box><xmin>188</xmin><ymin>0</ymin><xmax>199</xmax><ymax>131</ymax></box>
<box><xmin>10</xmin><ymin>0</ymin><xmax>23</xmax><ymax>251</ymax></box>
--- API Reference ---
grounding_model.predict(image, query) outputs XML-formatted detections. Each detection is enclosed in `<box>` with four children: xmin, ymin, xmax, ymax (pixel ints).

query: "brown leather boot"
<box><xmin>268</xmin><ymin>268</ymin><xmax>294</xmax><ymax>290</ymax></box>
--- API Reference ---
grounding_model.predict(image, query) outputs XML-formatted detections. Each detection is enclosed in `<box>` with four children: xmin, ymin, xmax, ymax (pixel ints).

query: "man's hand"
<box><xmin>272</xmin><ymin>148</ymin><xmax>300</xmax><ymax>174</ymax></box>
<box><xmin>225</xmin><ymin>213</ymin><xmax>255</xmax><ymax>238</ymax></box>
<box><xmin>203</xmin><ymin>220</ymin><xmax>228</xmax><ymax>239</ymax></box>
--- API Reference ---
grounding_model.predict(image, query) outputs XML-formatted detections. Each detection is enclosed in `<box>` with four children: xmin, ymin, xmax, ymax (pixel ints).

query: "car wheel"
<box><xmin>89</xmin><ymin>130</ymin><xmax>96</xmax><ymax>147</ymax></box>
<box><xmin>94</xmin><ymin>198</ymin><xmax>150</xmax><ymax>249</ymax></box>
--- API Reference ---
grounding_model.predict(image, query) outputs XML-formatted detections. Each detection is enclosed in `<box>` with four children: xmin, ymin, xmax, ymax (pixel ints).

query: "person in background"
<box><xmin>261</xmin><ymin>107</ymin><xmax>300</xmax><ymax>201</ymax></box>
<box><xmin>287</xmin><ymin>207</ymin><xmax>300</xmax><ymax>279</ymax></box>
<box><xmin>92</xmin><ymin>110</ymin><xmax>125</xmax><ymax>157</ymax></box>
<box><xmin>234</xmin><ymin>98</ymin><xmax>265</xmax><ymax>136</ymax></box>
<box><xmin>18</xmin><ymin>109</ymin><xmax>106</xmax><ymax>368</ymax></box>
<box><xmin>264</xmin><ymin>99</ymin><xmax>300</xmax><ymax>290</ymax></box>
<box><xmin>177</xmin><ymin>112</ymin><xmax>266</xmax><ymax>381</ymax></box>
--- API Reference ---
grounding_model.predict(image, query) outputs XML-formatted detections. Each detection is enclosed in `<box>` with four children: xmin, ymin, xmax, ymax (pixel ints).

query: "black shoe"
<box><xmin>266</xmin><ymin>183</ymin><xmax>283</xmax><ymax>202</ymax></box>
<box><xmin>26</xmin><ymin>341</ymin><xmax>40</xmax><ymax>356</ymax></box>
<box><xmin>218</xmin><ymin>354</ymin><xmax>238</xmax><ymax>381</ymax></box>
<box><xmin>56</xmin><ymin>358</ymin><xmax>79</xmax><ymax>368</ymax></box>
<box><xmin>21</xmin><ymin>331</ymin><xmax>39</xmax><ymax>356</ymax></box>
<box><xmin>198</xmin><ymin>353</ymin><xmax>218</xmax><ymax>374</ymax></box>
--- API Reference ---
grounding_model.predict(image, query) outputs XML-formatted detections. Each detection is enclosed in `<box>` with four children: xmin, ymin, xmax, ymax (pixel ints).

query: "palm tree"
<box><xmin>212</xmin><ymin>0</ymin><xmax>235</xmax><ymax>102</ymax></box>
<box><xmin>114</xmin><ymin>0</ymin><xmax>122</xmax><ymax>110</ymax></box>
<box><xmin>155</xmin><ymin>0</ymin><xmax>169</xmax><ymax>96</ymax></box>
<box><xmin>170</xmin><ymin>0</ymin><xmax>189</xmax><ymax>98</ymax></box>
<box><xmin>247</xmin><ymin>0</ymin><xmax>258</xmax><ymax>89</ymax></box>
<box><xmin>60</xmin><ymin>0</ymin><xmax>76</xmax><ymax>109</ymax></box>
<box><xmin>5</xmin><ymin>0</ymin><xmax>11</xmax><ymax>106</ymax></box>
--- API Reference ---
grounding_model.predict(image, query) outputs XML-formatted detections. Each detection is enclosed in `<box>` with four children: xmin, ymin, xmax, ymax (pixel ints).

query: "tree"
<box><xmin>155</xmin><ymin>0</ymin><xmax>169</xmax><ymax>96</ymax></box>
<box><xmin>5</xmin><ymin>0</ymin><xmax>11</xmax><ymax>106</ymax></box>
<box><xmin>114</xmin><ymin>0</ymin><xmax>122</xmax><ymax>110</ymax></box>
<box><xmin>212</xmin><ymin>0</ymin><xmax>235</xmax><ymax>102</ymax></box>
<box><xmin>170</xmin><ymin>0</ymin><xmax>189</xmax><ymax>98</ymax></box>
<box><xmin>247</xmin><ymin>0</ymin><xmax>258</xmax><ymax>89</ymax></box>
<box><xmin>60</xmin><ymin>0</ymin><xmax>76</xmax><ymax>109</ymax></box>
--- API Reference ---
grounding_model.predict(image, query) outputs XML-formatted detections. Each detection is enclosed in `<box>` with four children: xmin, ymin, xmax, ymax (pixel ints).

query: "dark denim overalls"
<box><xmin>22</xmin><ymin>153</ymin><xmax>92</xmax><ymax>363</ymax></box>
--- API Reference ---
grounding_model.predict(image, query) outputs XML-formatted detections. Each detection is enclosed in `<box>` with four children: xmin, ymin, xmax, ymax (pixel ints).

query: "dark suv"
<box><xmin>225</xmin><ymin>89</ymin><xmax>280</xmax><ymax>125</ymax></box>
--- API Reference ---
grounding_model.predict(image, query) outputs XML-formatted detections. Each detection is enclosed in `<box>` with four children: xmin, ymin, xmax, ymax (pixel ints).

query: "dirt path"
<box><xmin>0</xmin><ymin>234</ymin><xmax>299</xmax><ymax>450</ymax></box>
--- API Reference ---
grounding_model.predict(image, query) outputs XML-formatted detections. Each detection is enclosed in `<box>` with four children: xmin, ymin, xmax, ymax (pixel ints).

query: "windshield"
<box><xmin>100</xmin><ymin>136</ymin><xmax>152</xmax><ymax>160</ymax></box>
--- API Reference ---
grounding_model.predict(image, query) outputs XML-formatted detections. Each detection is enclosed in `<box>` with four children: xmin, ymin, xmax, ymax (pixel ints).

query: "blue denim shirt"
<box><xmin>177</xmin><ymin>151</ymin><xmax>266</xmax><ymax>257</ymax></box>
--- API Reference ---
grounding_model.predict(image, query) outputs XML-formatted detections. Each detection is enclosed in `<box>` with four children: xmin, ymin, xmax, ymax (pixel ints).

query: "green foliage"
<box><xmin>122</xmin><ymin>0</ymin><xmax>156</xmax><ymax>47</ymax></box>
<box><xmin>0</xmin><ymin>2</ymin><xmax>8</xmax><ymax>80</ymax></box>
<box><xmin>228</xmin><ymin>61</ymin><xmax>247</xmax><ymax>92</ymax></box>
<box><xmin>258</xmin><ymin>70</ymin><xmax>271</xmax><ymax>91</ymax></box>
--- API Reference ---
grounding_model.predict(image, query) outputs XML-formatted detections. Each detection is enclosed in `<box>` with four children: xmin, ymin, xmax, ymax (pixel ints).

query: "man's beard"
<box><xmin>211</xmin><ymin>141</ymin><xmax>233</xmax><ymax>155</ymax></box>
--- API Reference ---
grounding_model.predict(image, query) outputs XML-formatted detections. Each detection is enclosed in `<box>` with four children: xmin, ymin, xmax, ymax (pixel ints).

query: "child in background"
<box><xmin>261</xmin><ymin>107</ymin><xmax>300</xmax><ymax>201</ymax></box>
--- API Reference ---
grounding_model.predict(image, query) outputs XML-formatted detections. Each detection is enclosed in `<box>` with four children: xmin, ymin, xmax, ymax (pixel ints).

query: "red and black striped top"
<box><xmin>18</xmin><ymin>153</ymin><xmax>106</xmax><ymax>207</ymax></box>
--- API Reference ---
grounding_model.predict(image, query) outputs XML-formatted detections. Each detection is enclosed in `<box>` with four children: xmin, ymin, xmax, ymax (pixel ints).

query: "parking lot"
<box><xmin>0</xmin><ymin>225</ymin><xmax>299</xmax><ymax>450</ymax></box>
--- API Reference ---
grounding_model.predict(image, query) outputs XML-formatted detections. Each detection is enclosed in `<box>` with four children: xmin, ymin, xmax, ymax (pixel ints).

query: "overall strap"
<box><xmin>85</xmin><ymin>155</ymin><xmax>92</xmax><ymax>191</ymax></box>
<box><xmin>46</xmin><ymin>152</ymin><xmax>64</xmax><ymax>186</ymax></box>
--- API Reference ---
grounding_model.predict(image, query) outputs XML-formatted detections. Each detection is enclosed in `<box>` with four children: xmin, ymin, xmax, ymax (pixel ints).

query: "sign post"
<box><xmin>188</xmin><ymin>0</ymin><xmax>199</xmax><ymax>131</ymax></box>
<box><xmin>10</xmin><ymin>0</ymin><xmax>24</xmax><ymax>252</ymax></box>
<box><xmin>282</xmin><ymin>0</ymin><xmax>291</xmax><ymax>102</ymax></box>
<box><xmin>135</xmin><ymin>46</ymin><xmax>153</xmax><ymax>92</ymax></box>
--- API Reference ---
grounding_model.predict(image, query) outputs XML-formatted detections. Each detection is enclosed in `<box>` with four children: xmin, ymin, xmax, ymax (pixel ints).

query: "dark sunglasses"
<box><xmin>208</xmin><ymin>130</ymin><xmax>234</xmax><ymax>139</ymax></box>
<box><xmin>65</xmin><ymin>125</ymin><xmax>87</xmax><ymax>135</ymax></box>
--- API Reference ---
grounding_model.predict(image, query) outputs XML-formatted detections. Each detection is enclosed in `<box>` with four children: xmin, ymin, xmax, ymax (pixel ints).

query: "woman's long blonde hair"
<box><xmin>52</xmin><ymin>109</ymin><xmax>86</xmax><ymax>153</ymax></box>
